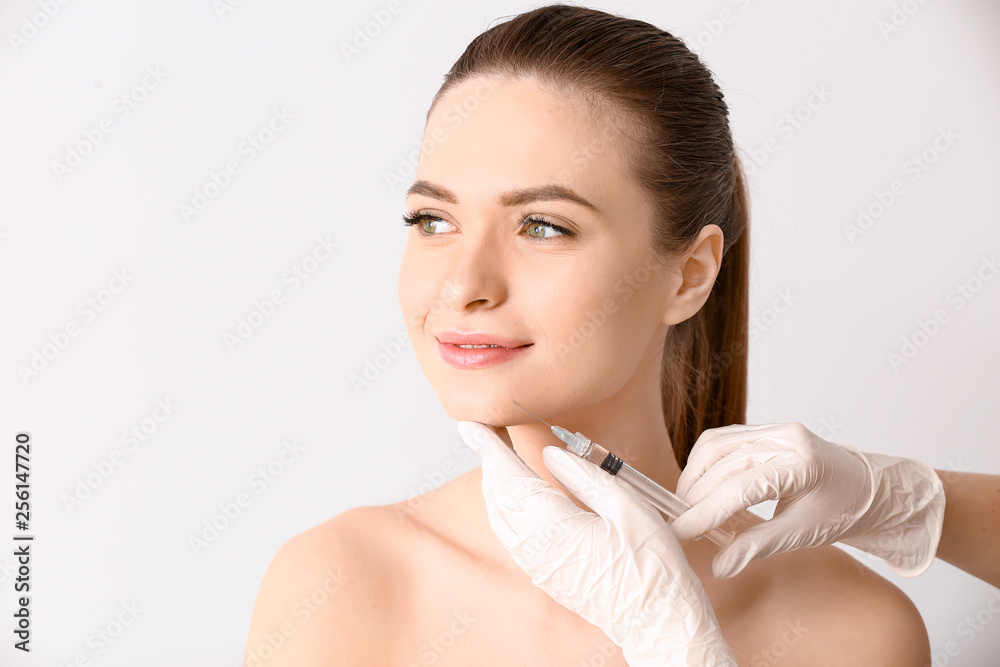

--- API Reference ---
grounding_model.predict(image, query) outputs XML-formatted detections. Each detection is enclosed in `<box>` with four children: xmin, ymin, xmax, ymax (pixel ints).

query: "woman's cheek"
<box><xmin>544</xmin><ymin>297</ymin><xmax>616</xmax><ymax>362</ymax></box>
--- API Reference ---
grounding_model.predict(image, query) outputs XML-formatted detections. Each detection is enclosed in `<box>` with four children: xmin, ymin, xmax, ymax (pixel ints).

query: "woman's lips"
<box><xmin>436</xmin><ymin>331</ymin><xmax>533</xmax><ymax>368</ymax></box>
<box><xmin>436</xmin><ymin>338</ymin><xmax>533</xmax><ymax>369</ymax></box>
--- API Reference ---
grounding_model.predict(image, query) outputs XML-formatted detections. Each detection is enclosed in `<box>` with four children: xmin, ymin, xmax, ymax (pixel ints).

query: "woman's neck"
<box><xmin>489</xmin><ymin>389</ymin><xmax>682</xmax><ymax>514</ymax></box>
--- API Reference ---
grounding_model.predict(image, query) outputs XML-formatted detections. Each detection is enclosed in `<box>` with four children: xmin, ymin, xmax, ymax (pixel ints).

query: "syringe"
<box><xmin>514</xmin><ymin>401</ymin><xmax>735</xmax><ymax>550</ymax></box>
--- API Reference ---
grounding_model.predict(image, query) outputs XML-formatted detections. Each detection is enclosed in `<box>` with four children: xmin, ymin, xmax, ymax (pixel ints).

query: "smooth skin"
<box><xmin>243</xmin><ymin>75</ymin><xmax>930</xmax><ymax>666</ymax></box>
<box><xmin>935</xmin><ymin>471</ymin><xmax>1000</xmax><ymax>587</ymax></box>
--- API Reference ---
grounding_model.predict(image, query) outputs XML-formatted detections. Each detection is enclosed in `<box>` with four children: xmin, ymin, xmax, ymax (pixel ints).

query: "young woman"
<box><xmin>245</xmin><ymin>5</ymin><xmax>930</xmax><ymax>664</ymax></box>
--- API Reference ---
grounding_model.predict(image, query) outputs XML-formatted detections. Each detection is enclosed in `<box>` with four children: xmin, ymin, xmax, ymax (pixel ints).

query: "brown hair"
<box><xmin>427</xmin><ymin>4</ymin><xmax>749</xmax><ymax>468</ymax></box>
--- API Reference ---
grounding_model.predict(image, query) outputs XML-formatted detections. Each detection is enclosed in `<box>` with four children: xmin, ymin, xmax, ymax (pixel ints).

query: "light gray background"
<box><xmin>2</xmin><ymin>0</ymin><xmax>998</xmax><ymax>665</ymax></box>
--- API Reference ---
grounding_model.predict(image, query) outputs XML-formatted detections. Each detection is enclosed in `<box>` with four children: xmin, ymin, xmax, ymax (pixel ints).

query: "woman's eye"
<box><xmin>524</xmin><ymin>218</ymin><xmax>567</xmax><ymax>239</ymax></box>
<box><xmin>403</xmin><ymin>212</ymin><xmax>573</xmax><ymax>240</ymax></box>
<box><xmin>421</xmin><ymin>217</ymin><xmax>454</xmax><ymax>234</ymax></box>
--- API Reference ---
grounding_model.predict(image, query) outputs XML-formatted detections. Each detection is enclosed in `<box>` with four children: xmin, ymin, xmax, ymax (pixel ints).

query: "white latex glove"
<box><xmin>672</xmin><ymin>422</ymin><xmax>946</xmax><ymax>579</ymax></box>
<box><xmin>457</xmin><ymin>421</ymin><xmax>736</xmax><ymax>667</ymax></box>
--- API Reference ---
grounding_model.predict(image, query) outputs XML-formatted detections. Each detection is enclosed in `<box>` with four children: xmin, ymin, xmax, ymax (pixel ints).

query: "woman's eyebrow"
<box><xmin>406</xmin><ymin>179</ymin><xmax>599</xmax><ymax>213</ymax></box>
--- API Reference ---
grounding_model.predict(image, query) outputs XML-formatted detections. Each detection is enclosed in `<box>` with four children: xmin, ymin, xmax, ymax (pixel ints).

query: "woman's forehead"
<box><xmin>419</xmin><ymin>79</ymin><xmax>639</xmax><ymax>213</ymax></box>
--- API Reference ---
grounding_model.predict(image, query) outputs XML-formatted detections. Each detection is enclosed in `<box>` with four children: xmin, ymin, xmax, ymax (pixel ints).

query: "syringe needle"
<box><xmin>512</xmin><ymin>401</ymin><xmax>554</xmax><ymax>428</ymax></box>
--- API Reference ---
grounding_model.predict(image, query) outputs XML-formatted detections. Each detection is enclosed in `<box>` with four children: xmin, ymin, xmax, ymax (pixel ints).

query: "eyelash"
<box><xmin>401</xmin><ymin>211</ymin><xmax>575</xmax><ymax>240</ymax></box>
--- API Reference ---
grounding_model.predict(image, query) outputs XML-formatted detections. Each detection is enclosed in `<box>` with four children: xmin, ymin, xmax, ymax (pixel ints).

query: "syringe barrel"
<box><xmin>617</xmin><ymin>462</ymin><xmax>735</xmax><ymax>549</ymax></box>
<box><xmin>577</xmin><ymin>443</ymin><xmax>735</xmax><ymax>550</ymax></box>
<box><xmin>570</xmin><ymin>435</ymin><xmax>615</xmax><ymax>469</ymax></box>
<box><xmin>616</xmin><ymin>463</ymin><xmax>691</xmax><ymax>519</ymax></box>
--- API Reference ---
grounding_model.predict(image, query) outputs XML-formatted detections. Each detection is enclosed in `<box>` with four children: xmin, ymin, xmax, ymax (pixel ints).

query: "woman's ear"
<box><xmin>660</xmin><ymin>224</ymin><xmax>725</xmax><ymax>326</ymax></box>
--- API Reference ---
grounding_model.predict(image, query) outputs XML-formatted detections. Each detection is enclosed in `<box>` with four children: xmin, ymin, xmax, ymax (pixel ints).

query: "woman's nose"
<box><xmin>440</xmin><ymin>232</ymin><xmax>509</xmax><ymax>312</ymax></box>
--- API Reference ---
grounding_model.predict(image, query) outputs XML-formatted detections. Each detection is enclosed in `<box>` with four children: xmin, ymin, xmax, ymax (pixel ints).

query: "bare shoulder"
<box><xmin>736</xmin><ymin>544</ymin><xmax>929</xmax><ymax>666</ymax></box>
<box><xmin>243</xmin><ymin>505</ymin><xmax>401</xmax><ymax>666</ymax></box>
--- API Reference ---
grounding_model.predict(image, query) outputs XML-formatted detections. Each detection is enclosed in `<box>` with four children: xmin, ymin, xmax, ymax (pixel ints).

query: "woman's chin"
<box><xmin>438</xmin><ymin>399</ymin><xmax>520</xmax><ymax>427</ymax></box>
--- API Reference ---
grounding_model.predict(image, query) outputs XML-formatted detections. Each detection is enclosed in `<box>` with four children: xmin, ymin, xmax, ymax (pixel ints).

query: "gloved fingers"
<box><xmin>711</xmin><ymin>506</ymin><xmax>830</xmax><ymax>579</ymax></box>
<box><xmin>681</xmin><ymin>441</ymin><xmax>804</xmax><ymax>507</ymax></box>
<box><xmin>670</xmin><ymin>489</ymin><xmax>750</xmax><ymax>544</ymax></box>
<box><xmin>541</xmin><ymin>446</ymin><xmax>667</xmax><ymax>535</ymax></box>
<box><xmin>689</xmin><ymin>422</ymin><xmax>784</xmax><ymax>444</ymax></box>
<box><xmin>711</xmin><ymin>536</ymin><xmax>758</xmax><ymax>579</ymax></box>
<box><xmin>671</xmin><ymin>460</ymin><xmax>800</xmax><ymax>541</ymax></box>
<box><xmin>458</xmin><ymin>421</ymin><xmax>596</xmax><ymax>556</ymax></box>
<box><xmin>461</xmin><ymin>425</ymin><xmax>737</xmax><ymax>662</ymax></box>
<box><xmin>678</xmin><ymin>424</ymin><xmax>791</xmax><ymax>498</ymax></box>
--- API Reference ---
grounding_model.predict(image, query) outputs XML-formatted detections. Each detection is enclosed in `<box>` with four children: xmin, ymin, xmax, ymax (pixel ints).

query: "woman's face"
<box><xmin>398</xmin><ymin>75</ymin><xmax>682</xmax><ymax>426</ymax></box>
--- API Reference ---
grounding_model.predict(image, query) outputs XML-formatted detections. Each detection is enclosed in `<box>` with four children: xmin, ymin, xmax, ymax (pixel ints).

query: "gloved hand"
<box><xmin>457</xmin><ymin>421</ymin><xmax>737</xmax><ymax>667</ymax></box>
<box><xmin>671</xmin><ymin>422</ymin><xmax>946</xmax><ymax>579</ymax></box>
